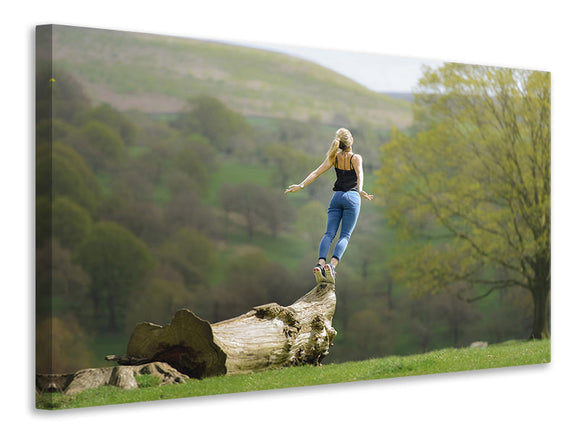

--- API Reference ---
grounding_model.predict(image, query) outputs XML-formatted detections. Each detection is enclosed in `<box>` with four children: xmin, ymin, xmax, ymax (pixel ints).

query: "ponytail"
<box><xmin>326</xmin><ymin>128</ymin><xmax>353</xmax><ymax>163</ymax></box>
<box><xmin>326</xmin><ymin>138</ymin><xmax>341</xmax><ymax>163</ymax></box>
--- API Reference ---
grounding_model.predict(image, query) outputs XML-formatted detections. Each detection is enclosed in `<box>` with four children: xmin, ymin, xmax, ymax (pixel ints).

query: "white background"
<box><xmin>3</xmin><ymin>1</ymin><xmax>578</xmax><ymax>433</ymax></box>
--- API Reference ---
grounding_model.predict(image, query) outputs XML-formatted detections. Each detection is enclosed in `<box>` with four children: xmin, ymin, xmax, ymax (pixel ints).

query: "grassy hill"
<box><xmin>37</xmin><ymin>339</ymin><xmax>549</xmax><ymax>410</ymax></box>
<box><xmin>50</xmin><ymin>25</ymin><xmax>413</xmax><ymax>128</ymax></box>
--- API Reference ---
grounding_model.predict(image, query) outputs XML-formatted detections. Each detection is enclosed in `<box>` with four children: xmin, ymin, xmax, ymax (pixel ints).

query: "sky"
<box><xmin>237</xmin><ymin>41</ymin><xmax>445</xmax><ymax>93</ymax></box>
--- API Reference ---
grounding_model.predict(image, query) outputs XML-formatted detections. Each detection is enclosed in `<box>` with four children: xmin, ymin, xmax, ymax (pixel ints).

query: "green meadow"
<box><xmin>37</xmin><ymin>339</ymin><xmax>549</xmax><ymax>410</ymax></box>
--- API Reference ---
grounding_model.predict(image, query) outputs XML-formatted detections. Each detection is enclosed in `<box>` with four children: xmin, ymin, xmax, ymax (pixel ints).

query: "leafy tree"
<box><xmin>220</xmin><ymin>182</ymin><xmax>293</xmax><ymax>239</ymax></box>
<box><xmin>376</xmin><ymin>64</ymin><xmax>550</xmax><ymax>338</ymax></box>
<box><xmin>36</xmin><ymin>143</ymin><xmax>101</xmax><ymax>215</ymax></box>
<box><xmin>349</xmin><ymin>122</ymin><xmax>386</xmax><ymax>172</ymax></box>
<box><xmin>75</xmin><ymin>221</ymin><xmax>155</xmax><ymax>332</ymax></box>
<box><xmin>133</xmin><ymin>132</ymin><xmax>216</xmax><ymax>200</ymax></box>
<box><xmin>214</xmin><ymin>251</ymin><xmax>283</xmax><ymax>321</ymax></box>
<box><xmin>274</xmin><ymin>118</ymin><xmax>324</xmax><ymax>153</ymax></box>
<box><xmin>220</xmin><ymin>183</ymin><xmax>261</xmax><ymax>239</ymax></box>
<box><xmin>259</xmin><ymin>188</ymin><xmax>295</xmax><ymax>238</ymax></box>
<box><xmin>52</xmin><ymin>196</ymin><xmax>92</xmax><ymax>251</ymax></box>
<box><xmin>74</xmin><ymin>120</ymin><xmax>126</xmax><ymax>170</ymax></box>
<box><xmin>36</xmin><ymin>118</ymin><xmax>77</xmax><ymax>148</ymax></box>
<box><xmin>115</xmin><ymin>200</ymin><xmax>165</xmax><ymax>245</ymax></box>
<box><xmin>171</xmin><ymin>95</ymin><xmax>252</xmax><ymax>154</ymax></box>
<box><xmin>179</xmin><ymin>133</ymin><xmax>218</xmax><ymax>173</ymax></box>
<box><xmin>79</xmin><ymin>103</ymin><xmax>137</xmax><ymax>145</ymax></box>
<box><xmin>126</xmin><ymin>278</ymin><xmax>196</xmax><ymax>329</ymax></box>
<box><xmin>36</xmin><ymin>240</ymin><xmax>93</xmax><ymax>326</ymax></box>
<box><xmin>111</xmin><ymin>157</ymin><xmax>157</xmax><ymax>203</ymax></box>
<box><xmin>36</xmin><ymin>64</ymin><xmax>90</xmax><ymax>125</ymax></box>
<box><xmin>171</xmin><ymin>146</ymin><xmax>210</xmax><ymax>193</ymax></box>
<box><xmin>294</xmin><ymin>200</ymin><xmax>326</xmax><ymax>252</ymax></box>
<box><xmin>159</xmin><ymin>228</ymin><xmax>217</xmax><ymax>288</ymax></box>
<box><xmin>264</xmin><ymin>144</ymin><xmax>310</xmax><ymax>189</ymax></box>
<box><xmin>165</xmin><ymin>191</ymin><xmax>216</xmax><ymax>236</ymax></box>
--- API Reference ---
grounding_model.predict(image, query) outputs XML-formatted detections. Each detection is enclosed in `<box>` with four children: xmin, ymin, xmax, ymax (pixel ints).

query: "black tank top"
<box><xmin>333</xmin><ymin>154</ymin><xmax>358</xmax><ymax>192</ymax></box>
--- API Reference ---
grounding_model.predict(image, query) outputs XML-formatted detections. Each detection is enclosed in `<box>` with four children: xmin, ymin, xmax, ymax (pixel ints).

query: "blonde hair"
<box><xmin>326</xmin><ymin>128</ymin><xmax>353</xmax><ymax>163</ymax></box>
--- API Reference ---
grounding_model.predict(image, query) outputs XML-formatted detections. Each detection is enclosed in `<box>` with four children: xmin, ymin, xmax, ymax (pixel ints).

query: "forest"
<box><xmin>36</xmin><ymin>28</ymin><xmax>550</xmax><ymax>375</ymax></box>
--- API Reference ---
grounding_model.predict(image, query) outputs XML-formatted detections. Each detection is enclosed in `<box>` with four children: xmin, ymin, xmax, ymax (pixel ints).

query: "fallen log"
<box><xmin>36</xmin><ymin>362</ymin><xmax>188</xmax><ymax>395</ymax></box>
<box><xmin>109</xmin><ymin>282</ymin><xmax>337</xmax><ymax>378</ymax></box>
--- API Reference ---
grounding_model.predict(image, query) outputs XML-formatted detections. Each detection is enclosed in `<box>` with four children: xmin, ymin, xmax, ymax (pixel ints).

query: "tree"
<box><xmin>376</xmin><ymin>64</ymin><xmax>550</xmax><ymax>338</ymax></box>
<box><xmin>104</xmin><ymin>199</ymin><xmax>165</xmax><ymax>246</ymax></box>
<box><xmin>430</xmin><ymin>286</ymin><xmax>481</xmax><ymax>348</ymax></box>
<box><xmin>220</xmin><ymin>182</ymin><xmax>292</xmax><ymax>240</ymax></box>
<box><xmin>75</xmin><ymin>221</ymin><xmax>155</xmax><ymax>332</ymax></box>
<box><xmin>259</xmin><ymin>188</ymin><xmax>295</xmax><ymax>238</ymax></box>
<box><xmin>171</xmin><ymin>95</ymin><xmax>252</xmax><ymax>154</ymax></box>
<box><xmin>165</xmin><ymin>191</ymin><xmax>216</xmax><ymax>236</ymax></box>
<box><xmin>36</xmin><ymin>239</ymin><xmax>92</xmax><ymax>324</ymax></box>
<box><xmin>294</xmin><ymin>200</ymin><xmax>327</xmax><ymax>252</ymax></box>
<box><xmin>213</xmin><ymin>251</ymin><xmax>302</xmax><ymax>321</ymax></box>
<box><xmin>159</xmin><ymin>228</ymin><xmax>217</xmax><ymax>288</ymax></box>
<box><xmin>36</xmin><ymin>64</ymin><xmax>90</xmax><ymax>126</ymax></box>
<box><xmin>264</xmin><ymin>143</ymin><xmax>310</xmax><ymax>190</ymax></box>
<box><xmin>74</xmin><ymin>120</ymin><xmax>126</xmax><ymax>170</ymax></box>
<box><xmin>170</xmin><ymin>146</ymin><xmax>210</xmax><ymax>193</ymax></box>
<box><xmin>125</xmin><ymin>278</ymin><xmax>197</xmax><ymax>330</ymax></box>
<box><xmin>52</xmin><ymin>196</ymin><xmax>92</xmax><ymax>251</ymax></box>
<box><xmin>79</xmin><ymin>103</ymin><xmax>137</xmax><ymax>146</ymax></box>
<box><xmin>36</xmin><ymin>143</ymin><xmax>102</xmax><ymax>215</ymax></box>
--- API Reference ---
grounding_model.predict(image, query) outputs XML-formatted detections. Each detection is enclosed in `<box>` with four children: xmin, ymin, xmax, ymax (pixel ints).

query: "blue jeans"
<box><xmin>318</xmin><ymin>190</ymin><xmax>361</xmax><ymax>262</ymax></box>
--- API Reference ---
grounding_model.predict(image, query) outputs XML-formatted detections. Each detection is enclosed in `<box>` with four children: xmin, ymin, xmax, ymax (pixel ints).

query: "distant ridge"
<box><xmin>381</xmin><ymin>92</ymin><xmax>415</xmax><ymax>103</ymax></box>
<box><xmin>50</xmin><ymin>25</ymin><xmax>413</xmax><ymax>129</ymax></box>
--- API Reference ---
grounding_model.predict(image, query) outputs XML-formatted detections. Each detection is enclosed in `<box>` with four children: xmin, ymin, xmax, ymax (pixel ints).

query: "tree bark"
<box><xmin>113</xmin><ymin>282</ymin><xmax>337</xmax><ymax>378</ymax></box>
<box><xmin>530</xmin><ymin>288</ymin><xmax>550</xmax><ymax>339</ymax></box>
<box><xmin>529</xmin><ymin>257</ymin><xmax>550</xmax><ymax>339</ymax></box>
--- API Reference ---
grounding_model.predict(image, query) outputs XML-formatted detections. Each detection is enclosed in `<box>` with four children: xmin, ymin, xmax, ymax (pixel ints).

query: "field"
<box><xmin>37</xmin><ymin>339</ymin><xmax>550</xmax><ymax>410</ymax></box>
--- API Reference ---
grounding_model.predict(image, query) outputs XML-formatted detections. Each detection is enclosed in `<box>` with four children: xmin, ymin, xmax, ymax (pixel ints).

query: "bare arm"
<box><xmin>352</xmin><ymin>154</ymin><xmax>374</xmax><ymax>200</ymax></box>
<box><xmin>285</xmin><ymin>158</ymin><xmax>333</xmax><ymax>194</ymax></box>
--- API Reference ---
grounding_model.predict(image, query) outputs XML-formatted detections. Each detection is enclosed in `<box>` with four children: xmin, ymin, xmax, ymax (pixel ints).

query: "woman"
<box><xmin>285</xmin><ymin>128</ymin><xmax>373</xmax><ymax>284</ymax></box>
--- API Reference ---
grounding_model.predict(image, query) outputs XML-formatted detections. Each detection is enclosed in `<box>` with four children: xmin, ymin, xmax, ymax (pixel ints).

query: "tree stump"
<box><xmin>109</xmin><ymin>282</ymin><xmax>337</xmax><ymax>378</ymax></box>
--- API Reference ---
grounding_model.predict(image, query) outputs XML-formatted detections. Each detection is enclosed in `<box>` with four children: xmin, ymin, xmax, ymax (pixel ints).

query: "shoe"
<box><xmin>313</xmin><ymin>264</ymin><xmax>325</xmax><ymax>283</ymax></box>
<box><xmin>323</xmin><ymin>264</ymin><xmax>336</xmax><ymax>284</ymax></box>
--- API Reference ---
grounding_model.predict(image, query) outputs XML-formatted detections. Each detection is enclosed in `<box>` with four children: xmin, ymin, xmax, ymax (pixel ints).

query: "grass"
<box><xmin>37</xmin><ymin>339</ymin><xmax>549</xmax><ymax>410</ymax></box>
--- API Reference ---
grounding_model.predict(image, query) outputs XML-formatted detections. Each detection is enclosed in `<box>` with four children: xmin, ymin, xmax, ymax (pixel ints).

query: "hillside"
<box><xmin>50</xmin><ymin>25</ymin><xmax>413</xmax><ymax>128</ymax></box>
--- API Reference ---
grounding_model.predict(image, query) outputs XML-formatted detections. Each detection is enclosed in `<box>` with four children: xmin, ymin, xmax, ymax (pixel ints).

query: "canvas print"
<box><xmin>35</xmin><ymin>24</ymin><xmax>551</xmax><ymax>410</ymax></box>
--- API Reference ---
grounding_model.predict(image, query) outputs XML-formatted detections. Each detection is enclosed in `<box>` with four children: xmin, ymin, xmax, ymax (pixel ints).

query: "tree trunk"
<box><xmin>111</xmin><ymin>282</ymin><xmax>337</xmax><ymax>378</ymax></box>
<box><xmin>530</xmin><ymin>288</ymin><xmax>550</xmax><ymax>339</ymax></box>
<box><xmin>530</xmin><ymin>258</ymin><xmax>550</xmax><ymax>339</ymax></box>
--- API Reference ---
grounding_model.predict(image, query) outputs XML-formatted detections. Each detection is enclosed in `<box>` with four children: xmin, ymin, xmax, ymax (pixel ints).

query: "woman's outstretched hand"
<box><xmin>359</xmin><ymin>190</ymin><xmax>374</xmax><ymax>200</ymax></box>
<box><xmin>285</xmin><ymin>184</ymin><xmax>302</xmax><ymax>194</ymax></box>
